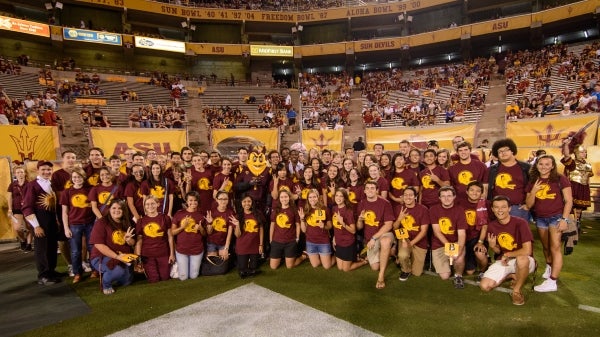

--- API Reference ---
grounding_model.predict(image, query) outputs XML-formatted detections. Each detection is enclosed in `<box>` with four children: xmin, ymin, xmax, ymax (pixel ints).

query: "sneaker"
<box><xmin>542</xmin><ymin>264</ymin><xmax>551</xmax><ymax>279</ymax></box>
<box><xmin>20</xmin><ymin>241</ymin><xmax>27</xmax><ymax>251</ymax></box>
<box><xmin>25</xmin><ymin>244</ymin><xmax>33</xmax><ymax>252</ymax></box>
<box><xmin>67</xmin><ymin>264</ymin><xmax>75</xmax><ymax>277</ymax></box>
<box><xmin>82</xmin><ymin>261</ymin><xmax>92</xmax><ymax>273</ymax></box>
<box><xmin>37</xmin><ymin>277</ymin><xmax>58</xmax><ymax>285</ymax></box>
<box><xmin>399</xmin><ymin>272</ymin><xmax>411</xmax><ymax>281</ymax></box>
<box><xmin>534</xmin><ymin>279</ymin><xmax>558</xmax><ymax>292</ymax></box>
<box><xmin>453</xmin><ymin>275</ymin><xmax>465</xmax><ymax>289</ymax></box>
<box><xmin>511</xmin><ymin>291</ymin><xmax>525</xmax><ymax>305</ymax></box>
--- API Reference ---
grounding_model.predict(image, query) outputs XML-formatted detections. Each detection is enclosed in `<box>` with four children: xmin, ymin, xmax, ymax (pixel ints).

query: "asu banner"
<box><xmin>506</xmin><ymin>115</ymin><xmax>598</xmax><ymax>148</ymax></box>
<box><xmin>0</xmin><ymin>157</ymin><xmax>14</xmax><ymax>240</ymax></box>
<box><xmin>366</xmin><ymin>124</ymin><xmax>476</xmax><ymax>151</ymax></box>
<box><xmin>90</xmin><ymin>128</ymin><xmax>187</xmax><ymax>156</ymax></box>
<box><xmin>0</xmin><ymin>126</ymin><xmax>60</xmax><ymax>161</ymax></box>
<box><xmin>302</xmin><ymin>130</ymin><xmax>343</xmax><ymax>153</ymax></box>
<box><xmin>211</xmin><ymin>129</ymin><xmax>279</xmax><ymax>158</ymax></box>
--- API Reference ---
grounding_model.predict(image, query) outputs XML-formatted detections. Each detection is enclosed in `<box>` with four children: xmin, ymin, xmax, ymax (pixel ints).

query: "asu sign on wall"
<box><xmin>90</xmin><ymin>128</ymin><xmax>187</xmax><ymax>156</ymax></box>
<box><xmin>0</xmin><ymin>126</ymin><xmax>60</xmax><ymax>161</ymax></box>
<box><xmin>506</xmin><ymin>115</ymin><xmax>598</xmax><ymax>148</ymax></box>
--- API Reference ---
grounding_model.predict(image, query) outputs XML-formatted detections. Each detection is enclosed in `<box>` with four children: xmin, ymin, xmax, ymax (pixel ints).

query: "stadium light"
<box><xmin>584</xmin><ymin>30</ymin><xmax>588</xmax><ymax>38</ymax></box>
<box><xmin>190</xmin><ymin>25</ymin><xmax>196</xmax><ymax>31</ymax></box>
<box><xmin>45</xmin><ymin>2</ymin><xmax>53</xmax><ymax>10</ymax></box>
<box><xmin>55</xmin><ymin>2</ymin><xmax>63</xmax><ymax>9</ymax></box>
<box><xmin>181</xmin><ymin>21</ymin><xmax>188</xmax><ymax>28</ymax></box>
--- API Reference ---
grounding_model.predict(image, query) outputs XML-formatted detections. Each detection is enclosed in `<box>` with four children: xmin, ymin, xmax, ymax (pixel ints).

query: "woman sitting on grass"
<box><xmin>89</xmin><ymin>199</ymin><xmax>136</xmax><ymax>295</ymax></box>
<box><xmin>299</xmin><ymin>189</ymin><xmax>334</xmax><ymax>269</ymax></box>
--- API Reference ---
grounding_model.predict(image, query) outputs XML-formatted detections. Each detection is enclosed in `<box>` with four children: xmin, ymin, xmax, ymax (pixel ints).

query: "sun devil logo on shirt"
<box><xmin>391</xmin><ymin>177</ymin><xmax>407</xmax><ymax>190</ymax></box>
<box><xmin>495</xmin><ymin>173</ymin><xmax>516</xmax><ymax>189</ymax></box>
<box><xmin>438</xmin><ymin>217</ymin><xmax>454</xmax><ymax>235</ymax></box>
<box><xmin>363</xmin><ymin>210</ymin><xmax>379</xmax><ymax>227</ymax></box>
<box><xmin>212</xmin><ymin>217</ymin><xmax>227</xmax><ymax>232</ymax></box>
<box><xmin>465</xmin><ymin>210</ymin><xmax>476</xmax><ymax>227</ymax></box>
<box><xmin>244</xmin><ymin>219</ymin><xmax>259</xmax><ymax>233</ymax></box>
<box><xmin>112</xmin><ymin>230</ymin><xmax>126</xmax><ymax>245</ymax></box>
<box><xmin>182</xmin><ymin>216</ymin><xmax>198</xmax><ymax>233</ymax></box>
<box><xmin>421</xmin><ymin>175</ymin><xmax>435</xmax><ymax>189</ymax></box>
<box><xmin>276</xmin><ymin>213</ymin><xmax>291</xmax><ymax>229</ymax></box>
<box><xmin>400</xmin><ymin>214</ymin><xmax>417</xmax><ymax>231</ymax></box>
<box><xmin>458</xmin><ymin>171</ymin><xmax>474</xmax><ymax>186</ymax></box>
<box><xmin>497</xmin><ymin>232</ymin><xmax>517</xmax><ymax>250</ymax></box>
<box><xmin>143</xmin><ymin>222</ymin><xmax>164</xmax><ymax>238</ymax></box>
<box><xmin>535</xmin><ymin>183</ymin><xmax>556</xmax><ymax>200</ymax></box>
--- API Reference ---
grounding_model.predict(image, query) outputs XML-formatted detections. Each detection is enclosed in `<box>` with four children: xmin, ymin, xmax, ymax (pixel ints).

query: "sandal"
<box><xmin>102</xmin><ymin>287</ymin><xmax>115</xmax><ymax>295</ymax></box>
<box><xmin>376</xmin><ymin>279</ymin><xmax>386</xmax><ymax>289</ymax></box>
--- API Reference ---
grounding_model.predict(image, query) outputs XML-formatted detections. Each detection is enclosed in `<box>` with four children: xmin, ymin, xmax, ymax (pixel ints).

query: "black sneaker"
<box><xmin>399</xmin><ymin>272</ymin><xmax>411</xmax><ymax>281</ymax></box>
<box><xmin>453</xmin><ymin>275</ymin><xmax>465</xmax><ymax>289</ymax></box>
<box><xmin>25</xmin><ymin>244</ymin><xmax>33</xmax><ymax>252</ymax></box>
<box><xmin>20</xmin><ymin>242</ymin><xmax>27</xmax><ymax>251</ymax></box>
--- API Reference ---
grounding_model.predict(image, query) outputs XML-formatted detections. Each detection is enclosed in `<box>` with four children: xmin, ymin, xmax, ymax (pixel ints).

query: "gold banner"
<box><xmin>0</xmin><ymin>126</ymin><xmax>60</xmax><ymax>161</ymax></box>
<box><xmin>365</xmin><ymin>124</ymin><xmax>476</xmax><ymax>151</ymax></box>
<box><xmin>211</xmin><ymin>129</ymin><xmax>279</xmax><ymax>158</ymax></box>
<box><xmin>299</xmin><ymin>43</ymin><xmax>347</xmax><ymax>57</ymax></box>
<box><xmin>301</xmin><ymin>130</ymin><xmax>343</xmax><ymax>153</ymax></box>
<box><xmin>75</xmin><ymin>0</ymin><xmax>455</xmax><ymax>22</ymax></box>
<box><xmin>75</xmin><ymin>98</ymin><xmax>107</xmax><ymax>105</ymax></box>
<box><xmin>0</xmin><ymin>157</ymin><xmax>14</xmax><ymax>240</ymax></box>
<box><xmin>0</xmin><ymin>15</ymin><xmax>50</xmax><ymax>37</ymax></box>
<box><xmin>90</xmin><ymin>128</ymin><xmax>188</xmax><ymax>157</ymax></box>
<box><xmin>250</xmin><ymin>45</ymin><xmax>293</xmax><ymax>57</ymax></box>
<box><xmin>187</xmin><ymin>43</ymin><xmax>243</xmax><ymax>56</ymax></box>
<box><xmin>409</xmin><ymin>28</ymin><xmax>461</xmax><ymax>47</ymax></box>
<box><xmin>471</xmin><ymin>14</ymin><xmax>532</xmax><ymax>36</ymax></box>
<box><xmin>354</xmin><ymin>38</ymin><xmax>401</xmax><ymax>53</ymax></box>
<box><xmin>506</xmin><ymin>116</ymin><xmax>598</xmax><ymax>148</ymax></box>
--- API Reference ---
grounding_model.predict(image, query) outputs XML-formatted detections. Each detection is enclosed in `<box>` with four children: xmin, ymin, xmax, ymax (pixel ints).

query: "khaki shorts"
<box><xmin>431</xmin><ymin>247</ymin><xmax>451</xmax><ymax>275</ymax></box>
<box><xmin>367</xmin><ymin>232</ymin><xmax>395</xmax><ymax>265</ymax></box>
<box><xmin>483</xmin><ymin>256</ymin><xmax>535</xmax><ymax>284</ymax></box>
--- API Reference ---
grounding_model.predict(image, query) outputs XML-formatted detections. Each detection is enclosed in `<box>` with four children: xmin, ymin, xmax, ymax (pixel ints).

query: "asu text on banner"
<box><xmin>90</xmin><ymin>128</ymin><xmax>187</xmax><ymax>156</ymax></box>
<box><xmin>302</xmin><ymin>130</ymin><xmax>343</xmax><ymax>153</ymax></box>
<box><xmin>0</xmin><ymin>157</ymin><xmax>15</xmax><ymax>240</ymax></box>
<box><xmin>211</xmin><ymin>129</ymin><xmax>279</xmax><ymax>158</ymax></box>
<box><xmin>366</xmin><ymin>124</ymin><xmax>476</xmax><ymax>151</ymax></box>
<box><xmin>506</xmin><ymin>115</ymin><xmax>599</xmax><ymax>148</ymax></box>
<box><xmin>0</xmin><ymin>126</ymin><xmax>60</xmax><ymax>162</ymax></box>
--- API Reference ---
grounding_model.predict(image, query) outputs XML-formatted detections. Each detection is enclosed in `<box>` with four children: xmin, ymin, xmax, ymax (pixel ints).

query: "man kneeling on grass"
<box><xmin>480</xmin><ymin>195</ymin><xmax>535</xmax><ymax>305</ymax></box>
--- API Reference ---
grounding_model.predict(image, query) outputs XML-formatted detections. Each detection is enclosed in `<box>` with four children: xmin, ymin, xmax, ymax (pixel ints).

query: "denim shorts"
<box><xmin>206</xmin><ymin>242</ymin><xmax>227</xmax><ymax>253</ymax></box>
<box><xmin>535</xmin><ymin>214</ymin><xmax>562</xmax><ymax>229</ymax></box>
<box><xmin>305</xmin><ymin>242</ymin><xmax>332</xmax><ymax>255</ymax></box>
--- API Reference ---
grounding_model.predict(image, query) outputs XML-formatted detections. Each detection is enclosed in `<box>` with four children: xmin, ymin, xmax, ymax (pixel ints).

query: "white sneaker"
<box><xmin>542</xmin><ymin>264</ymin><xmax>551</xmax><ymax>279</ymax></box>
<box><xmin>82</xmin><ymin>261</ymin><xmax>92</xmax><ymax>273</ymax></box>
<box><xmin>534</xmin><ymin>279</ymin><xmax>557</xmax><ymax>292</ymax></box>
<box><xmin>67</xmin><ymin>264</ymin><xmax>75</xmax><ymax>277</ymax></box>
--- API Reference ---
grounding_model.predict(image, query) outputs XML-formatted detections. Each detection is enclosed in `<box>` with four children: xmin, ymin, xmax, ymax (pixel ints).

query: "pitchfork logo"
<box><xmin>9</xmin><ymin>127</ymin><xmax>38</xmax><ymax>162</ymax></box>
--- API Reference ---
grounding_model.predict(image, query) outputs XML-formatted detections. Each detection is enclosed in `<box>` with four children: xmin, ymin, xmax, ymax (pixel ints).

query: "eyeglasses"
<box><xmin>497</xmin><ymin>148</ymin><xmax>512</xmax><ymax>154</ymax></box>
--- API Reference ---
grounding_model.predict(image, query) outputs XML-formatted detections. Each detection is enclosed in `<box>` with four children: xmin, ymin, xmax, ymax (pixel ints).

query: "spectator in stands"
<box><xmin>121</xmin><ymin>87</ymin><xmax>130</xmax><ymax>101</ymax></box>
<box><xmin>27</xmin><ymin>110</ymin><xmax>41</xmax><ymax>125</ymax></box>
<box><xmin>42</xmin><ymin>108</ymin><xmax>65</xmax><ymax>137</ymax></box>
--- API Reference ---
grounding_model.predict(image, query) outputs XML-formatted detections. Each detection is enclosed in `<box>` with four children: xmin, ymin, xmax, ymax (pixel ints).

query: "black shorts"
<box><xmin>12</xmin><ymin>209</ymin><xmax>23</xmax><ymax>215</ymax></box>
<box><xmin>270</xmin><ymin>241</ymin><xmax>297</xmax><ymax>259</ymax></box>
<box><xmin>335</xmin><ymin>244</ymin><xmax>356</xmax><ymax>262</ymax></box>
<box><xmin>288</xmin><ymin>118</ymin><xmax>296</xmax><ymax>125</ymax></box>
<box><xmin>465</xmin><ymin>237</ymin><xmax>486</xmax><ymax>271</ymax></box>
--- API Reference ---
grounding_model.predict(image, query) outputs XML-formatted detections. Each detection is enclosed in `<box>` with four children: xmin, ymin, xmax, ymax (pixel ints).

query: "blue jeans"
<box><xmin>175</xmin><ymin>251</ymin><xmax>204</xmax><ymax>280</ymax></box>
<box><xmin>69</xmin><ymin>222</ymin><xmax>93</xmax><ymax>275</ymax></box>
<box><xmin>509</xmin><ymin>205</ymin><xmax>530</xmax><ymax>222</ymax></box>
<box><xmin>91</xmin><ymin>256</ymin><xmax>133</xmax><ymax>290</ymax></box>
<box><xmin>535</xmin><ymin>214</ymin><xmax>562</xmax><ymax>229</ymax></box>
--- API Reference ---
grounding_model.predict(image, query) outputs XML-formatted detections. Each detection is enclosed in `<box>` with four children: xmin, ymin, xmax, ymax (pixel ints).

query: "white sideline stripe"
<box><xmin>423</xmin><ymin>270</ymin><xmax>510</xmax><ymax>293</ymax></box>
<box><xmin>579</xmin><ymin>305</ymin><xmax>600</xmax><ymax>313</ymax></box>
<box><xmin>108</xmin><ymin>283</ymin><xmax>381</xmax><ymax>337</ymax></box>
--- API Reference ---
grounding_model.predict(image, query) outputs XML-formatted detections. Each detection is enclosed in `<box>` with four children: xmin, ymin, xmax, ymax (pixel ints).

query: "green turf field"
<box><xmin>20</xmin><ymin>219</ymin><xmax>600</xmax><ymax>337</ymax></box>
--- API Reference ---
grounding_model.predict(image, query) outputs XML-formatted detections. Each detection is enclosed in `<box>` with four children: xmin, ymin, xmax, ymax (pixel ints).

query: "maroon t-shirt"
<box><xmin>84</xmin><ymin>164</ymin><xmax>106</xmax><ymax>187</ymax></box>
<box><xmin>487</xmin><ymin>216</ymin><xmax>534</xmax><ymax>254</ymax></box>
<box><xmin>212</xmin><ymin>172</ymin><xmax>234</xmax><ymax>200</ymax></box>
<box><xmin>492</xmin><ymin>163</ymin><xmax>528</xmax><ymax>205</ymax></box>
<box><xmin>88</xmin><ymin>183</ymin><xmax>122</xmax><ymax>209</ymax></box>
<box><xmin>51</xmin><ymin>168</ymin><xmax>72</xmax><ymax>193</ymax></box>
<box><xmin>137</xmin><ymin>214</ymin><xmax>171</xmax><ymax>257</ymax></box>
<box><xmin>304</xmin><ymin>208</ymin><xmax>331</xmax><ymax>244</ymax></box>
<box><xmin>419</xmin><ymin>166</ymin><xmax>450</xmax><ymax>207</ymax></box>
<box><xmin>525</xmin><ymin>175</ymin><xmax>571</xmax><ymax>218</ymax></box>
<box><xmin>60</xmin><ymin>186</ymin><xmax>95</xmax><ymax>225</ymax></box>
<box><xmin>124</xmin><ymin>180</ymin><xmax>144</xmax><ymax>217</ymax></box>
<box><xmin>7</xmin><ymin>181</ymin><xmax>25</xmax><ymax>211</ymax></box>
<box><xmin>356</xmin><ymin>197</ymin><xmax>394</xmax><ymax>242</ymax></box>
<box><xmin>270</xmin><ymin>177</ymin><xmax>298</xmax><ymax>208</ymax></box>
<box><xmin>140</xmin><ymin>178</ymin><xmax>176</xmax><ymax>213</ymax></box>
<box><xmin>172</xmin><ymin>209</ymin><xmax>205</xmax><ymax>255</ymax></box>
<box><xmin>429</xmin><ymin>204</ymin><xmax>468</xmax><ymax>250</ymax></box>
<box><xmin>392</xmin><ymin>203</ymin><xmax>430</xmax><ymax>249</ymax></box>
<box><xmin>449</xmin><ymin>160</ymin><xmax>489</xmax><ymax>202</ymax></box>
<box><xmin>331</xmin><ymin>205</ymin><xmax>356</xmax><ymax>248</ymax></box>
<box><xmin>388</xmin><ymin>169</ymin><xmax>420</xmax><ymax>204</ymax></box>
<box><xmin>369</xmin><ymin>176</ymin><xmax>389</xmax><ymax>194</ymax></box>
<box><xmin>456</xmin><ymin>199</ymin><xmax>492</xmax><ymax>241</ymax></box>
<box><xmin>190</xmin><ymin>169</ymin><xmax>214</xmax><ymax>213</ymax></box>
<box><xmin>347</xmin><ymin>184</ymin><xmax>365</xmax><ymax>206</ymax></box>
<box><xmin>207</xmin><ymin>207</ymin><xmax>234</xmax><ymax>246</ymax></box>
<box><xmin>270</xmin><ymin>206</ymin><xmax>299</xmax><ymax>244</ymax></box>
<box><xmin>90</xmin><ymin>218</ymin><xmax>133</xmax><ymax>261</ymax></box>
<box><xmin>235</xmin><ymin>213</ymin><xmax>262</xmax><ymax>255</ymax></box>
<box><xmin>297</xmin><ymin>181</ymin><xmax>320</xmax><ymax>209</ymax></box>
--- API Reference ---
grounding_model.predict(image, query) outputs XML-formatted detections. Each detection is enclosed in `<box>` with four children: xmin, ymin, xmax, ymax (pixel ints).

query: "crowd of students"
<box><xmin>7</xmin><ymin>135</ymin><xmax>593</xmax><ymax>305</ymax></box>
